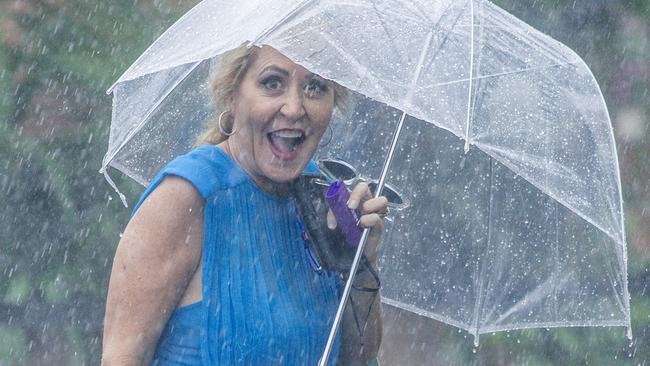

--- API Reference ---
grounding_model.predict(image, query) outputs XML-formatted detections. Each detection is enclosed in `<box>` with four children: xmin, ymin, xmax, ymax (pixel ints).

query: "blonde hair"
<box><xmin>197</xmin><ymin>45</ymin><xmax>349</xmax><ymax>146</ymax></box>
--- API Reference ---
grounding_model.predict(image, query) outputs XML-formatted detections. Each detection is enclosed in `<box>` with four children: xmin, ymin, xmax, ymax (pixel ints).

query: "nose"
<box><xmin>280</xmin><ymin>87</ymin><xmax>306</xmax><ymax>121</ymax></box>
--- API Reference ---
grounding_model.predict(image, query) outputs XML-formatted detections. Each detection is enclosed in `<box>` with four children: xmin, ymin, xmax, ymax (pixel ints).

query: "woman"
<box><xmin>101</xmin><ymin>45</ymin><xmax>388</xmax><ymax>366</ymax></box>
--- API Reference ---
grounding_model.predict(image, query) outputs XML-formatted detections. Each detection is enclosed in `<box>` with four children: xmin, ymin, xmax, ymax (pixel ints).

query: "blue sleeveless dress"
<box><xmin>132</xmin><ymin>145</ymin><xmax>341</xmax><ymax>365</ymax></box>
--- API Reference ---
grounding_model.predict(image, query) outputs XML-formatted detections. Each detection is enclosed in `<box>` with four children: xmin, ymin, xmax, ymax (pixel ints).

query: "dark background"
<box><xmin>0</xmin><ymin>1</ymin><xmax>647</xmax><ymax>364</ymax></box>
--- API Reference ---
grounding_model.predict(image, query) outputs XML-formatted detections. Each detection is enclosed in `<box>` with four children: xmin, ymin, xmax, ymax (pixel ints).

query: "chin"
<box><xmin>264</xmin><ymin>144</ymin><xmax>317</xmax><ymax>182</ymax></box>
<box><xmin>264</xmin><ymin>162</ymin><xmax>306</xmax><ymax>183</ymax></box>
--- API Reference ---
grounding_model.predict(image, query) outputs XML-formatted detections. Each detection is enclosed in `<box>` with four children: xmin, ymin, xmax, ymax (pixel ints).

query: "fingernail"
<box><xmin>347</xmin><ymin>199</ymin><xmax>358</xmax><ymax>209</ymax></box>
<box><xmin>327</xmin><ymin>220</ymin><xmax>337</xmax><ymax>230</ymax></box>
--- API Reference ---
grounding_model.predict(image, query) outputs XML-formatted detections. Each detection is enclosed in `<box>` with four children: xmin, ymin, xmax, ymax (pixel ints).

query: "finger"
<box><xmin>361</xmin><ymin>196</ymin><xmax>388</xmax><ymax>215</ymax></box>
<box><xmin>326</xmin><ymin>208</ymin><xmax>337</xmax><ymax>230</ymax></box>
<box><xmin>358</xmin><ymin>213</ymin><xmax>384</xmax><ymax>229</ymax></box>
<box><xmin>348</xmin><ymin>181</ymin><xmax>369</xmax><ymax>210</ymax></box>
<box><xmin>362</xmin><ymin>215</ymin><xmax>384</xmax><ymax>262</ymax></box>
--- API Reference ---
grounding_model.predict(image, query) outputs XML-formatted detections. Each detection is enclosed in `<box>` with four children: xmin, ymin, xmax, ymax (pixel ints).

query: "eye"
<box><xmin>304</xmin><ymin>78</ymin><xmax>328</xmax><ymax>97</ymax></box>
<box><xmin>260</xmin><ymin>76</ymin><xmax>283</xmax><ymax>91</ymax></box>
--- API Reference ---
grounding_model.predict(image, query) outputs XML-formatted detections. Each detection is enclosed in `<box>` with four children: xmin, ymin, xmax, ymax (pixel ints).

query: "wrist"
<box><xmin>352</xmin><ymin>256</ymin><xmax>380</xmax><ymax>292</ymax></box>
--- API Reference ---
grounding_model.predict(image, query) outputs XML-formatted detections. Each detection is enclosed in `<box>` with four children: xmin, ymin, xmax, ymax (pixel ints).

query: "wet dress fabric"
<box><xmin>132</xmin><ymin>145</ymin><xmax>341</xmax><ymax>365</ymax></box>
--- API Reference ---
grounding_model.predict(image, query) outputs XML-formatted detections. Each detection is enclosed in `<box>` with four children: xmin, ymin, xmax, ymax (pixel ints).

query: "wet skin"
<box><xmin>220</xmin><ymin>46</ymin><xmax>335</xmax><ymax>195</ymax></box>
<box><xmin>220</xmin><ymin>45</ymin><xmax>388</xmax><ymax>258</ymax></box>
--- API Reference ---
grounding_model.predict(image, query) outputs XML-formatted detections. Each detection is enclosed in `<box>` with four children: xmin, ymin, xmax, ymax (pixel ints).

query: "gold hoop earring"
<box><xmin>218</xmin><ymin>111</ymin><xmax>237</xmax><ymax>136</ymax></box>
<box><xmin>319</xmin><ymin>124</ymin><xmax>333</xmax><ymax>147</ymax></box>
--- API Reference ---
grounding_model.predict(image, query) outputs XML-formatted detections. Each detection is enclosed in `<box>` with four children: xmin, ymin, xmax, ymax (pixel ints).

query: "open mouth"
<box><xmin>267</xmin><ymin>129</ymin><xmax>305</xmax><ymax>160</ymax></box>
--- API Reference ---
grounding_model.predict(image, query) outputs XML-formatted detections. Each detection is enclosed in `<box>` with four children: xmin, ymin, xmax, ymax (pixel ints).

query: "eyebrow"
<box><xmin>260</xmin><ymin>65</ymin><xmax>320</xmax><ymax>81</ymax></box>
<box><xmin>261</xmin><ymin>66</ymin><xmax>290</xmax><ymax>77</ymax></box>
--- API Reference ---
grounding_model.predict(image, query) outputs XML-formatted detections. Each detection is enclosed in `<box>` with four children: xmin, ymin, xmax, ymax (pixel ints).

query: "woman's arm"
<box><xmin>338</xmin><ymin>261</ymin><xmax>383</xmax><ymax>366</ymax></box>
<box><xmin>102</xmin><ymin>177</ymin><xmax>204</xmax><ymax>366</ymax></box>
<box><xmin>333</xmin><ymin>182</ymin><xmax>387</xmax><ymax>365</ymax></box>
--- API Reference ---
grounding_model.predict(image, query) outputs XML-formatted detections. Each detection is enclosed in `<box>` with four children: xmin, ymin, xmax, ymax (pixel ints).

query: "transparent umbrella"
<box><xmin>101</xmin><ymin>0</ymin><xmax>632</xmax><ymax>361</ymax></box>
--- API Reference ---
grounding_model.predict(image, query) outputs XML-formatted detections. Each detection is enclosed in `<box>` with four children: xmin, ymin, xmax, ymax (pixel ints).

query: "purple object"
<box><xmin>325</xmin><ymin>180</ymin><xmax>363</xmax><ymax>247</ymax></box>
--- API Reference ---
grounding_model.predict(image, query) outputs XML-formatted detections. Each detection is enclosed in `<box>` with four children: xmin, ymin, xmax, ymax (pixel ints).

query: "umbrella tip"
<box><xmin>626</xmin><ymin>325</ymin><xmax>633</xmax><ymax>342</ymax></box>
<box><xmin>100</xmin><ymin>166</ymin><xmax>129</xmax><ymax>208</ymax></box>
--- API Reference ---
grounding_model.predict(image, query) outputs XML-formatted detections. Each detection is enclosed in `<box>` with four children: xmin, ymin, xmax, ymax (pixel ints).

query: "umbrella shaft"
<box><xmin>318</xmin><ymin>228</ymin><xmax>372</xmax><ymax>366</ymax></box>
<box><xmin>319</xmin><ymin>111</ymin><xmax>408</xmax><ymax>366</ymax></box>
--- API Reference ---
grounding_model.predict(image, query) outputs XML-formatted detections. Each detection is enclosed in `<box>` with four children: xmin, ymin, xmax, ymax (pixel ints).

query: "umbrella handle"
<box><xmin>324</xmin><ymin>180</ymin><xmax>363</xmax><ymax>247</ymax></box>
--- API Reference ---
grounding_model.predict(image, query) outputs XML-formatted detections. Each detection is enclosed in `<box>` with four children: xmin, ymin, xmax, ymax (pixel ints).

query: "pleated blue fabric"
<box><xmin>135</xmin><ymin>145</ymin><xmax>341</xmax><ymax>365</ymax></box>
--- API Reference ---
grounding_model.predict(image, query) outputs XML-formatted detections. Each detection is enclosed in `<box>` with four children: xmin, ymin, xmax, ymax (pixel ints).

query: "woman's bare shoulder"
<box><xmin>125</xmin><ymin>175</ymin><xmax>205</xmax><ymax>258</ymax></box>
<box><xmin>139</xmin><ymin>175</ymin><xmax>204</xmax><ymax>213</ymax></box>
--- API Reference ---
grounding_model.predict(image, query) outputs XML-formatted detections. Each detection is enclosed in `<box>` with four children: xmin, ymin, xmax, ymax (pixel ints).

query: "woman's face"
<box><xmin>226</xmin><ymin>46</ymin><xmax>335</xmax><ymax>190</ymax></box>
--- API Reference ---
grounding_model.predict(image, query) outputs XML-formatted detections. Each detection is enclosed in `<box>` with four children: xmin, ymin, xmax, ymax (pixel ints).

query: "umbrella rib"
<box><xmin>575</xmin><ymin>56</ymin><xmax>631</xmax><ymax>335</ymax></box>
<box><xmin>420</xmin><ymin>60</ymin><xmax>580</xmax><ymax>89</ymax></box>
<box><xmin>370</xmin><ymin>2</ymin><xmax>412</xmax><ymax>67</ymax></box>
<box><xmin>471</xmin><ymin>154</ymin><xmax>493</xmax><ymax>345</ymax></box>
<box><xmin>402</xmin><ymin>0</ymin><xmax>461</xmax><ymax>104</ymax></box>
<box><xmin>382</xmin><ymin>298</ymin><xmax>629</xmax><ymax>336</ymax></box>
<box><xmin>494</xmin><ymin>271</ymin><xmax>574</xmax><ymax>325</ymax></box>
<box><xmin>404</xmin><ymin>30</ymin><xmax>434</xmax><ymax>105</ymax></box>
<box><xmin>412</xmin><ymin>1</ymin><xmax>467</xmax><ymax>89</ymax></box>
<box><xmin>552</xmin><ymin>200</ymin><xmax>560</xmax><ymax>318</ymax></box>
<box><xmin>602</xmin><ymin>241</ymin><xmax>629</xmax><ymax>319</ymax></box>
<box><xmin>463</xmin><ymin>0</ymin><xmax>475</xmax><ymax>153</ymax></box>
<box><xmin>478</xmin><ymin>319</ymin><xmax>629</xmax><ymax>335</ymax></box>
<box><xmin>381</xmin><ymin>298</ymin><xmax>475</xmax><ymax>334</ymax></box>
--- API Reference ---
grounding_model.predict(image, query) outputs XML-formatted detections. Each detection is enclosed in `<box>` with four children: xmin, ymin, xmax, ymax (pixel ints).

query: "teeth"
<box><xmin>271</xmin><ymin>130</ymin><xmax>303</xmax><ymax>138</ymax></box>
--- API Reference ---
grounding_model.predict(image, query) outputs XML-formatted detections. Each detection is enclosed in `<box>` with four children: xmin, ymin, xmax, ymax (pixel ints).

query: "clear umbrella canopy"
<box><xmin>102</xmin><ymin>0</ymin><xmax>631</xmax><ymax>343</ymax></box>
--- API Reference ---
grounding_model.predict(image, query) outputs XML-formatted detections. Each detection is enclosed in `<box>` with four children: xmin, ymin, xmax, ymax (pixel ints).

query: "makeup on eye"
<box><xmin>257</xmin><ymin>66</ymin><xmax>329</xmax><ymax>96</ymax></box>
<box><xmin>304</xmin><ymin>78</ymin><xmax>328</xmax><ymax>97</ymax></box>
<box><xmin>260</xmin><ymin>74</ymin><xmax>284</xmax><ymax>91</ymax></box>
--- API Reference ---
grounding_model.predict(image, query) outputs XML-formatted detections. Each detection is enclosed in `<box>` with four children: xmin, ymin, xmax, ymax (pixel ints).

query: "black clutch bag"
<box><xmin>290</xmin><ymin>173</ymin><xmax>355</xmax><ymax>274</ymax></box>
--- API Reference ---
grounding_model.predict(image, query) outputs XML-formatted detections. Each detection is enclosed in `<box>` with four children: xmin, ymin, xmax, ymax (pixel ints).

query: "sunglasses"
<box><xmin>316</xmin><ymin>157</ymin><xmax>410</xmax><ymax>212</ymax></box>
<box><xmin>296</xmin><ymin>214</ymin><xmax>324</xmax><ymax>272</ymax></box>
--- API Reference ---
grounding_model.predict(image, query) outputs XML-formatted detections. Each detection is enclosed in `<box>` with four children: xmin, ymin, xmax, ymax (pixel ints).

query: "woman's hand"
<box><xmin>326</xmin><ymin>181</ymin><xmax>388</xmax><ymax>262</ymax></box>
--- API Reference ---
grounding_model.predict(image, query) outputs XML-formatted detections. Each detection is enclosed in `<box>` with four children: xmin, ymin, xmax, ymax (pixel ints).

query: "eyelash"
<box><xmin>261</xmin><ymin>76</ymin><xmax>283</xmax><ymax>91</ymax></box>
<box><xmin>304</xmin><ymin>79</ymin><xmax>328</xmax><ymax>96</ymax></box>
<box><xmin>259</xmin><ymin>75</ymin><xmax>328</xmax><ymax>97</ymax></box>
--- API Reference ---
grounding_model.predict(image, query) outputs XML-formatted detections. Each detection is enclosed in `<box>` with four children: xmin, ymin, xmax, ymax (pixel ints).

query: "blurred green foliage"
<box><xmin>0</xmin><ymin>0</ymin><xmax>647</xmax><ymax>365</ymax></box>
<box><xmin>0</xmin><ymin>1</ymin><xmax>191</xmax><ymax>364</ymax></box>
